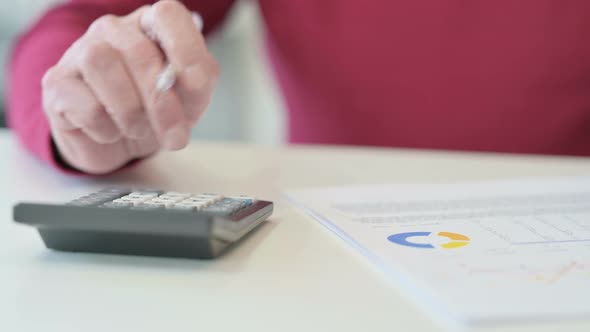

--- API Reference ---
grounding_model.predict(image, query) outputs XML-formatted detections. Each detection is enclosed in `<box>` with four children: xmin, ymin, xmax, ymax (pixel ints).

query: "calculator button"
<box><xmin>124</xmin><ymin>201</ymin><xmax>140</xmax><ymax>205</ymax></box>
<box><xmin>228</xmin><ymin>196</ymin><xmax>256</xmax><ymax>205</ymax></box>
<box><xmin>146</xmin><ymin>201</ymin><xmax>162</xmax><ymax>206</ymax></box>
<box><xmin>178</xmin><ymin>200</ymin><xmax>206</xmax><ymax>206</ymax></box>
<box><xmin>181</xmin><ymin>198</ymin><xmax>212</xmax><ymax>206</ymax></box>
<box><xmin>160</xmin><ymin>192</ymin><xmax>192</xmax><ymax>198</ymax></box>
<box><xmin>228</xmin><ymin>202</ymin><xmax>245</xmax><ymax>210</ymax></box>
<box><xmin>72</xmin><ymin>198</ymin><xmax>103</xmax><ymax>206</ymax></box>
<box><xmin>201</xmin><ymin>205</ymin><xmax>233</xmax><ymax>216</ymax></box>
<box><xmin>110</xmin><ymin>200</ymin><xmax>133</xmax><ymax>206</ymax></box>
<box><xmin>70</xmin><ymin>193</ymin><xmax>119</xmax><ymax>206</ymax></box>
<box><xmin>168</xmin><ymin>202</ymin><xmax>203</xmax><ymax>210</ymax></box>
<box><xmin>98</xmin><ymin>188</ymin><xmax>132</xmax><ymax>195</ymax></box>
<box><xmin>114</xmin><ymin>198</ymin><xmax>139</xmax><ymax>203</ymax></box>
<box><xmin>157</xmin><ymin>201</ymin><xmax>178</xmax><ymax>208</ymax></box>
<box><xmin>216</xmin><ymin>200</ymin><xmax>243</xmax><ymax>208</ymax></box>
<box><xmin>149</xmin><ymin>198</ymin><xmax>183</xmax><ymax>207</ymax></box>
<box><xmin>130</xmin><ymin>201</ymin><xmax>150</xmax><ymax>206</ymax></box>
<box><xmin>152</xmin><ymin>196</ymin><xmax>182</xmax><ymax>202</ymax></box>
<box><xmin>169</xmin><ymin>205</ymin><xmax>195</xmax><ymax>211</ymax></box>
<box><xmin>133</xmin><ymin>203</ymin><xmax>164</xmax><ymax>210</ymax></box>
<box><xmin>103</xmin><ymin>201</ymin><xmax>132</xmax><ymax>208</ymax></box>
<box><xmin>196</xmin><ymin>194</ymin><xmax>223</xmax><ymax>201</ymax></box>
<box><xmin>116</xmin><ymin>195</ymin><xmax>136</xmax><ymax>199</ymax></box>
<box><xmin>118</xmin><ymin>198</ymin><xmax>146</xmax><ymax>204</ymax></box>
<box><xmin>183</xmin><ymin>197</ymin><xmax>210</xmax><ymax>201</ymax></box>
<box><xmin>147</xmin><ymin>200</ymin><xmax>168</xmax><ymax>206</ymax></box>
<box><xmin>133</xmin><ymin>206</ymin><xmax>162</xmax><ymax>211</ymax></box>
<box><xmin>195</xmin><ymin>202</ymin><xmax>208</xmax><ymax>209</ymax></box>
<box><xmin>171</xmin><ymin>201</ymin><xmax>207</xmax><ymax>209</ymax></box>
<box><xmin>134</xmin><ymin>189</ymin><xmax>165</xmax><ymax>195</ymax></box>
<box><xmin>128</xmin><ymin>192</ymin><xmax>159</xmax><ymax>199</ymax></box>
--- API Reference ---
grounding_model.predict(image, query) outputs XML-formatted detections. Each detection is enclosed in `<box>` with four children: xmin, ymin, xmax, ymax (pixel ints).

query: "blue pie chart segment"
<box><xmin>387</xmin><ymin>232</ymin><xmax>434</xmax><ymax>249</ymax></box>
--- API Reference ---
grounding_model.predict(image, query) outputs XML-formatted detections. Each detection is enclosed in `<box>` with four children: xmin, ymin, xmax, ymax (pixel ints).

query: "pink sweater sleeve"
<box><xmin>7</xmin><ymin>0</ymin><xmax>234</xmax><ymax>173</ymax></box>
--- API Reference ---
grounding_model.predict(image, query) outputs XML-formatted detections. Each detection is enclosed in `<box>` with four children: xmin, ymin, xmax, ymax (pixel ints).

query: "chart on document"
<box><xmin>287</xmin><ymin>177</ymin><xmax>590</xmax><ymax>325</ymax></box>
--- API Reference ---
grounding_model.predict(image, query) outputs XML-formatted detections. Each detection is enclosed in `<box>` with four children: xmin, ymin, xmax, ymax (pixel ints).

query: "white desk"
<box><xmin>1</xmin><ymin>129</ymin><xmax>589</xmax><ymax>332</ymax></box>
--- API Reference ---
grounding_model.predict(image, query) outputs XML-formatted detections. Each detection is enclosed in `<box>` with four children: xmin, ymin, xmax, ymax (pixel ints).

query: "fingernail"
<box><xmin>128</xmin><ymin>118</ymin><xmax>151</xmax><ymax>139</ymax></box>
<box><xmin>192</xmin><ymin>12</ymin><xmax>204</xmax><ymax>31</ymax></box>
<box><xmin>157</xmin><ymin>64</ymin><xmax>177</xmax><ymax>91</ymax></box>
<box><xmin>163</xmin><ymin>123</ymin><xmax>189</xmax><ymax>150</ymax></box>
<box><xmin>140</xmin><ymin>7</ymin><xmax>157</xmax><ymax>41</ymax></box>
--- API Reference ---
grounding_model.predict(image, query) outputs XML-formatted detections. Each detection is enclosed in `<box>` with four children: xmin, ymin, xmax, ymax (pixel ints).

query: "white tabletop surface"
<box><xmin>1</xmin><ymin>129</ymin><xmax>589</xmax><ymax>332</ymax></box>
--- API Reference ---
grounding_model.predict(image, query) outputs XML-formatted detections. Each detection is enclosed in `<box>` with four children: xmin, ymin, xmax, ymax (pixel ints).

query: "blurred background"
<box><xmin>0</xmin><ymin>0</ymin><xmax>286</xmax><ymax>144</ymax></box>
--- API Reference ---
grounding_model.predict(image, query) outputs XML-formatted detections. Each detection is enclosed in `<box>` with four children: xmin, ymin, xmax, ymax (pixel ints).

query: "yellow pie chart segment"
<box><xmin>440</xmin><ymin>241</ymin><xmax>469</xmax><ymax>249</ymax></box>
<box><xmin>438</xmin><ymin>231</ymin><xmax>470</xmax><ymax>241</ymax></box>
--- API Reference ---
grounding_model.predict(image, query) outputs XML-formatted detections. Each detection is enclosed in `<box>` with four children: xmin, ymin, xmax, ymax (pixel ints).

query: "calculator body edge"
<box><xmin>13</xmin><ymin>199</ymin><xmax>273</xmax><ymax>259</ymax></box>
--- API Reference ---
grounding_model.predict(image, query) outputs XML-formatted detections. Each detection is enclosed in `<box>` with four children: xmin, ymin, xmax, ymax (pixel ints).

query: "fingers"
<box><xmin>63</xmin><ymin>12</ymin><xmax>189</xmax><ymax>150</ymax></box>
<box><xmin>43</xmin><ymin>65</ymin><xmax>159</xmax><ymax>174</ymax></box>
<box><xmin>43</xmin><ymin>66</ymin><xmax>160</xmax><ymax>174</ymax></box>
<box><xmin>177</xmin><ymin>61</ymin><xmax>218</xmax><ymax>124</ymax></box>
<box><xmin>52</xmin><ymin>127</ymin><xmax>159</xmax><ymax>174</ymax></box>
<box><xmin>113</xmin><ymin>8</ymin><xmax>190</xmax><ymax>149</ymax></box>
<box><xmin>140</xmin><ymin>1</ymin><xmax>219</xmax><ymax>123</ymax></box>
<box><xmin>42</xmin><ymin>67</ymin><xmax>121</xmax><ymax>144</ymax></box>
<box><xmin>75</xmin><ymin>39</ymin><xmax>149</xmax><ymax>140</ymax></box>
<box><xmin>141</xmin><ymin>1</ymin><xmax>206</xmax><ymax>69</ymax></box>
<box><xmin>52</xmin><ymin>129</ymin><xmax>128</xmax><ymax>174</ymax></box>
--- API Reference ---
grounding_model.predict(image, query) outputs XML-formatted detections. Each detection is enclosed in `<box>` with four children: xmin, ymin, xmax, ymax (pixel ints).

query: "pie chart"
<box><xmin>387</xmin><ymin>231</ymin><xmax>470</xmax><ymax>249</ymax></box>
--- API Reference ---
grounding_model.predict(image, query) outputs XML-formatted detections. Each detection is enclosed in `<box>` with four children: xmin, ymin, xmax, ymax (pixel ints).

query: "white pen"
<box><xmin>155</xmin><ymin>12</ymin><xmax>204</xmax><ymax>92</ymax></box>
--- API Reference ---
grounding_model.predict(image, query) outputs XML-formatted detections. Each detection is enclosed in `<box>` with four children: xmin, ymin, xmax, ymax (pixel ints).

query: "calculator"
<box><xmin>13</xmin><ymin>188</ymin><xmax>274</xmax><ymax>259</ymax></box>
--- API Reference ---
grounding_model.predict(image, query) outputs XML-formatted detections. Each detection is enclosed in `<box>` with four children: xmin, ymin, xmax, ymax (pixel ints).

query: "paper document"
<box><xmin>287</xmin><ymin>177</ymin><xmax>590</xmax><ymax>325</ymax></box>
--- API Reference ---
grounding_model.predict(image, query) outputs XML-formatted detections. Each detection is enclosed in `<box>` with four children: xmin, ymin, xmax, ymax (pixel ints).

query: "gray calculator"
<box><xmin>13</xmin><ymin>188</ymin><xmax>273</xmax><ymax>259</ymax></box>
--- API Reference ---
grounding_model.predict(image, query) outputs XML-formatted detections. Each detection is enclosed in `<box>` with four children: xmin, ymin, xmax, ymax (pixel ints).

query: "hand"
<box><xmin>42</xmin><ymin>0</ymin><xmax>219</xmax><ymax>174</ymax></box>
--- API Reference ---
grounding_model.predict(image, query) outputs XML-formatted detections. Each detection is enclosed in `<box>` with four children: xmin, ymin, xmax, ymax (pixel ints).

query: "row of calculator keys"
<box><xmin>67</xmin><ymin>188</ymin><xmax>132</xmax><ymax>206</ymax></box>
<box><xmin>101</xmin><ymin>191</ymin><xmax>253</xmax><ymax>214</ymax></box>
<box><xmin>114</xmin><ymin>192</ymin><xmax>216</xmax><ymax>205</ymax></box>
<box><xmin>173</xmin><ymin>195</ymin><xmax>253</xmax><ymax>215</ymax></box>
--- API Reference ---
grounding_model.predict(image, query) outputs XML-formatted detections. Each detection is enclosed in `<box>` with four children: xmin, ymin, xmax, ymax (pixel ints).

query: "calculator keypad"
<box><xmin>86</xmin><ymin>189</ymin><xmax>257</xmax><ymax>216</ymax></box>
